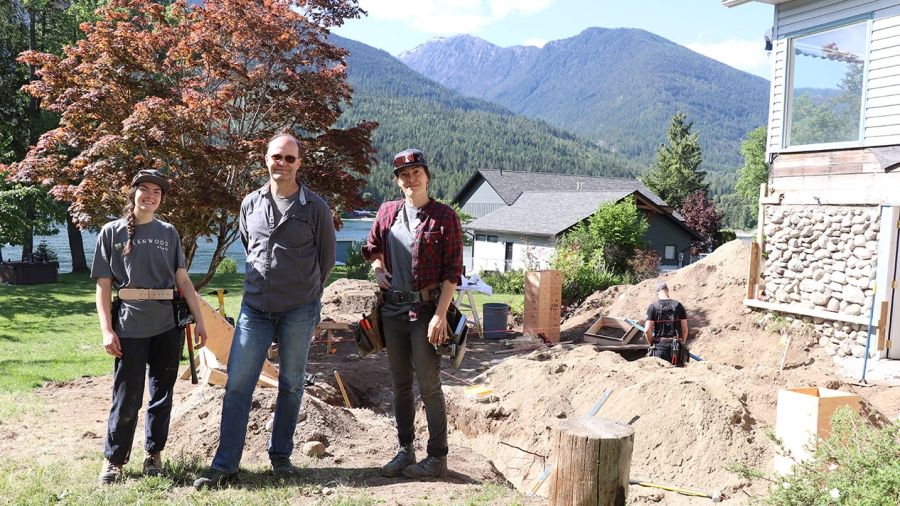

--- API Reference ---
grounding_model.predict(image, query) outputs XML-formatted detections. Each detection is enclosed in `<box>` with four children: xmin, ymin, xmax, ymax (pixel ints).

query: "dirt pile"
<box><xmin>320</xmin><ymin>278</ymin><xmax>378</xmax><ymax>324</ymax></box>
<box><xmin>561</xmin><ymin>240</ymin><xmax>816</xmax><ymax>368</ymax></box>
<box><xmin>440</xmin><ymin>239</ymin><xmax>884</xmax><ymax>503</ymax></box>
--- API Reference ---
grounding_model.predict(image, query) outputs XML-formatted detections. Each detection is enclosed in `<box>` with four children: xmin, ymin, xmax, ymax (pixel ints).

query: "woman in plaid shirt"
<box><xmin>362</xmin><ymin>148</ymin><xmax>463</xmax><ymax>479</ymax></box>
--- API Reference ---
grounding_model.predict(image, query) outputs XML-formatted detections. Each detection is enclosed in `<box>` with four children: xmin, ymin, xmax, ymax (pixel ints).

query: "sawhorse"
<box><xmin>454</xmin><ymin>289</ymin><xmax>483</xmax><ymax>339</ymax></box>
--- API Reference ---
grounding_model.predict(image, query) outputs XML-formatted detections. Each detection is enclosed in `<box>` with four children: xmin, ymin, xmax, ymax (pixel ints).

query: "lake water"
<box><xmin>2</xmin><ymin>219</ymin><xmax>374</xmax><ymax>274</ymax></box>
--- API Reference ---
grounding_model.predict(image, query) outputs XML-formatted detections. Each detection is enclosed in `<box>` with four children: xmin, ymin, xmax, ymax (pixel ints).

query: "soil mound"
<box><xmin>320</xmin><ymin>278</ymin><xmax>378</xmax><ymax>323</ymax></box>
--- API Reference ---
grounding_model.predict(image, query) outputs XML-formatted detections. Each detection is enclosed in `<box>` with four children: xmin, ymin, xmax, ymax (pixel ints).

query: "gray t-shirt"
<box><xmin>382</xmin><ymin>203</ymin><xmax>420</xmax><ymax>317</ymax></box>
<box><xmin>269</xmin><ymin>189</ymin><xmax>299</xmax><ymax>225</ymax></box>
<box><xmin>91</xmin><ymin>218</ymin><xmax>186</xmax><ymax>339</ymax></box>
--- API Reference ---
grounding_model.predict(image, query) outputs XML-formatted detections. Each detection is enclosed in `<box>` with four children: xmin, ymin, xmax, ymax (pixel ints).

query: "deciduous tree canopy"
<box><xmin>13</xmin><ymin>0</ymin><xmax>374</xmax><ymax>286</ymax></box>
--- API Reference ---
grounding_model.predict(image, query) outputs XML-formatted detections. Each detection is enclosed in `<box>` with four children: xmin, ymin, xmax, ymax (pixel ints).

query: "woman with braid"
<box><xmin>91</xmin><ymin>169</ymin><xmax>208</xmax><ymax>484</ymax></box>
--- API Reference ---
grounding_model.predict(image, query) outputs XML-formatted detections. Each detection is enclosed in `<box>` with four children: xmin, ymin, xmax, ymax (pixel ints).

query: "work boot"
<box><xmin>379</xmin><ymin>443</ymin><xmax>416</xmax><ymax>478</ymax></box>
<box><xmin>193</xmin><ymin>468</ymin><xmax>234</xmax><ymax>491</ymax></box>
<box><xmin>270</xmin><ymin>455</ymin><xmax>295</xmax><ymax>478</ymax></box>
<box><xmin>98</xmin><ymin>458</ymin><xmax>123</xmax><ymax>485</ymax></box>
<box><xmin>402</xmin><ymin>455</ymin><xmax>448</xmax><ymax>479</ymax></box>
<box><xmin>143</xmin><ymin>451</ymin><xmax>163</xmax><ymax>477</ymax></box>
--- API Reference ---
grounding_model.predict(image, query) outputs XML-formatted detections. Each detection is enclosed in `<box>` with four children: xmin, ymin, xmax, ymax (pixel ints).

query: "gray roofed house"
<box><xmin>465</xmin><ymin>191</ymin><xmax>634</xmax><ymax>237</ymax></box>
<box><xmin>452</xmin><ymin>170</ymin><xmax>699</xmax><ymax>273</ymax></box>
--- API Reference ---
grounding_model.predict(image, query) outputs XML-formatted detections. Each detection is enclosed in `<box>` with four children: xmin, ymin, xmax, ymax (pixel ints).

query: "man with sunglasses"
<box><xmin>195</xmin><ymin>132</ymin><xmax>336</xmax><ymax>490</ymax></box>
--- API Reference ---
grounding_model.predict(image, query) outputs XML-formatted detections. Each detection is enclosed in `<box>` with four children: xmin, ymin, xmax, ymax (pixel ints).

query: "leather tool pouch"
<box><xmin>111</xmin><ymin>298</ymin><xmax>123</xmax><ymax>333</ymax></box>
<box><xmin>356</xmin><ymin>293</ymin><xmax>385</xmax><ymax>356</ymax></box>
<box><xmin>172</xmin><ymin>294</ymin><xmax>191</xmax><ymax>329</ymax></box>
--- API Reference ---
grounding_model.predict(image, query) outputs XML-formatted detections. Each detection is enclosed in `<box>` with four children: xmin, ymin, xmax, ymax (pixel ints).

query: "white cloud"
<box><xmin>358</xmin><ymin>0</ymin><xmax>557</xmax><ymax>35</ymax></box>
<box><xmin>685</xmin><ymin>39</ymin><xmax>771</xmax><ymax>79</ymax></box>
<box><xmin>522</xmin><ymin>38</ymin><xmax>548</xmax><ymax>48</ymax></box>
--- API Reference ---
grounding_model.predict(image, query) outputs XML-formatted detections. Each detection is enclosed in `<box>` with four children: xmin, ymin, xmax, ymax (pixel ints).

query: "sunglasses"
<box><xmin>269</xmin><ymin>154</ymin><xmax>297</xmax><ymax>164</ymax></box>
<box><xmin>393</xmin><ymin>152</ymin><xmax>426</xmax><ymax>168</ymax></box>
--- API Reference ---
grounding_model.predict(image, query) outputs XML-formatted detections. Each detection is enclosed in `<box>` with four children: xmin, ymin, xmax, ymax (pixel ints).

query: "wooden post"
<box><xmin>757</xmin><ymin>182</ymin><xmax>767</xmax><ymax>247</ymax></box>
<box><xmin>549</xmin><ymin>418</ymin><xmax>635</xmax><ymax>506</ymax></box>
<box><xmin>747</xmin><ymin>241</ymin><xmax>761</xmax><ymax>300</ymax></box>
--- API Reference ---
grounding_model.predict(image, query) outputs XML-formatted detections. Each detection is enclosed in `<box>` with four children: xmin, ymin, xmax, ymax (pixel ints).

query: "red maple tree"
<box><xmin>679</xmin><ymin>190</ymin><xmax>723</xmax><ymax>254</ymax></box>
<box><xmin>14</xmin><ymin>0</ymin><xmax>375</xmax><ymax>286</ymax></box>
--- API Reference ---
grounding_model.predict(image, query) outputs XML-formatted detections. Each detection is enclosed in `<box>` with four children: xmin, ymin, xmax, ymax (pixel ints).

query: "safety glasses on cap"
<box><xmin>393</xmin><ymin>150</ymin><xmax>426</xmax><ymax>168</ymax></box>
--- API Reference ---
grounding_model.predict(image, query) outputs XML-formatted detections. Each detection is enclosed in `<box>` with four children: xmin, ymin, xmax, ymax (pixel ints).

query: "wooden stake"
<box><xmin>549</xmin><ymin>418</ymin><xmax>634</xmax><ymax>506</ymax></box>
<box><xmin>779</xmin><ymin>333</ymin><xmax>792</xmax><ymax>371</ymax></box>
<box><xmin>333</xmin><ymin>370</ymin><xmax>352</xmax><ymax>408</ymax></box>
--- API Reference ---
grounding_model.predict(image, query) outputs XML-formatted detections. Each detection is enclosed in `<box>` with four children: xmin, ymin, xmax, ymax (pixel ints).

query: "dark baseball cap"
<box><xmin>131</xmin><ymin>169</ymin><xmax>170</xmax><ymax>194</ymax></box>
<box><xmin>392</xmin><ymin>148</ymin><xmax>428</xmax><ymax>176</ymax></box>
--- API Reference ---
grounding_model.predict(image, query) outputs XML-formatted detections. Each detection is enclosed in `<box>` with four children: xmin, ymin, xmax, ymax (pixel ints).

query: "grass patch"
<box><xmin>0</xmin><ymin>273</ymin><xmax>109</xmax><ymax>393</ymax></box>
<box><xmin>448</xmin><ymin>483</ymin><xmax>522</xmax><ymax>505</ymax></box>
<box><xmin>0</xmin><ymin>391</ymin><xmax>45</xmax><ymax>422</ymax></box>
<box><xmin>0</xmin><ymin>268</ymin><xmax>348</xmax><ymax>395</ymax></box>
<box><xmin>0</xmin><ymin>453</ymin><xmax>319</xmax><ymax>505</ymax></box>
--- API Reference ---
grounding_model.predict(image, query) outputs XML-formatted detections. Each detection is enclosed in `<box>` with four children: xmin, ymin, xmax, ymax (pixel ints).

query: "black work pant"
<box><xmin>104</xmin><ymin>326</ymin><xmax>183</xmax><ymax>465</ymax></box>
<box><xmin>382</xmin><ymin>305</ymin><xmax>448</xmax><ymax>458</ymax></box>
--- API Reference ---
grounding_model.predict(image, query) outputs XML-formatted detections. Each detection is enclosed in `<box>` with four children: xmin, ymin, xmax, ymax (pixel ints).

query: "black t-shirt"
<box><xmin>646</xmin><ymin>299</ymin><xmax>687</xmax><ymax>339</ymax></box>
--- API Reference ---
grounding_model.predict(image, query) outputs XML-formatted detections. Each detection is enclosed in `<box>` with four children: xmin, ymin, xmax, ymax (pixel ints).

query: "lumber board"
<box><xmin>876</xmin><ymin>300</ymin><xmax>889</xmax><ymax>350</ymax></box>
<box><xmin>771</xmin><ymin>149</ymin><xmax>882</xmax><ymax>177</ymax></box>
<box><xmin>747</xmin><ymin>242</ymin><xmax>761</xmax><ymax>300</ymax></box>
<box><xmin>194</xmin><ymin>296</ymin><xmax>279</xmax><ymax>384</ymax></box>
<box><xmin>583</xmin><ymin>335</ymin><xmax>649</xmax><ymax>350</ymax></box>
<box><xmin>743</xmin><ymin>298</ymin><xmax>870</xmax><ymax>325</ymax></box>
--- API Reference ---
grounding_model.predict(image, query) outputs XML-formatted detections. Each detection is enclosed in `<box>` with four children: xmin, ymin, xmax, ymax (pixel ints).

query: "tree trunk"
<box><xmin>549</xmin><ymin>418</ymin><xmax>635</xmax><ymax>506</ymax></box>
<box><xmin>66</xmin><ymin>210</ymin><xmax>88</xmax><ymax>273</ymax></box>
<box><xmin>21</xmin><ymin>203</ymin><xmax>35</xmax><ymax>261</ymax></box>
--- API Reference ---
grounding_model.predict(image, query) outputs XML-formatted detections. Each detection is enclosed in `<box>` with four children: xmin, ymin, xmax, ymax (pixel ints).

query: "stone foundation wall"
<box><xmin>761</xmin><ymin>205</ymin><xmax>880</xmax><ymax>358</ymax></box>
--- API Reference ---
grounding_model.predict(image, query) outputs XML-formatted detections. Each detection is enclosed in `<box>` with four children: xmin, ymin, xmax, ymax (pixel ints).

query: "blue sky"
<box><xmin>334</xmin><ymin>0</ymin><xmax>776</xmax><ymax>79</ymax></box>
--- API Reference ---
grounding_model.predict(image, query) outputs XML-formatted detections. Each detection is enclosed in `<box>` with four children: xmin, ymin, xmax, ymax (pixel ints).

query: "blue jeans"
<box><xmin>211</xmin><ymin>300</ymin><xmax>320</xmax><ymax>474</ymax></box>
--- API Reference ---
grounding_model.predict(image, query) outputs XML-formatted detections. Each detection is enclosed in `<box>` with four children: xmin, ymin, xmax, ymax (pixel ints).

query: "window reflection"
<box><xmin>787</xmin><ymin>21</ymin><xmax>867</xmax><ymax>147</ymax></box>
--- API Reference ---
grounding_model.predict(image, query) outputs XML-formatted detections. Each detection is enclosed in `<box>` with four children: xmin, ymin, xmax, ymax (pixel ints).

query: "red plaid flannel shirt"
<box><xmin>362</xmin><ymin>199</ymin><xmax>463</xmax><ymax>290</ymax></box>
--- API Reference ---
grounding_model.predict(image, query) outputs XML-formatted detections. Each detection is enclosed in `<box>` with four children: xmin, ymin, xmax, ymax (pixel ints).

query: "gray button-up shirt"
<box><xmin>239</xmin><ymin>183</ymin><xmax>336</xmax><ymax>313</ymax></box>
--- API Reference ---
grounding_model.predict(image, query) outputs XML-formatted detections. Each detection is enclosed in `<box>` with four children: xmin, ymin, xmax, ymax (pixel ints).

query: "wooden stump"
<box><xmin>549</xmin><ymin>417</ymin><xmax>635</xmax><ymax>506</ymax></box>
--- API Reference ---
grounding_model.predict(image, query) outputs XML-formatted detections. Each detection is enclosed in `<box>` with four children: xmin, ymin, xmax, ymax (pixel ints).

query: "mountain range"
<box><xmin>332</xmin><ymin>34</ymin><xmax>644</xmax><ymax>203</ymax></box>
<box><xmin>398</xmin><ymin>28</ymin><xmax>770</xmax><ymax>173</ymax></box>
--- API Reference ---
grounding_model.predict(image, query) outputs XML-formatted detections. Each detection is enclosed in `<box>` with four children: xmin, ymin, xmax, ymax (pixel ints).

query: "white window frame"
<box><xmin>781</xmin><ymin>18</ymin><xmax>871</xmax><ymax>152</ymax></box>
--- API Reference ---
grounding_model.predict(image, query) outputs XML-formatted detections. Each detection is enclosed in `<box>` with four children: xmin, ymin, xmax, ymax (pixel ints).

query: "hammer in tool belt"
<box><xmin>177</xmin><ymin>289</ymin><xmax>198</xmax><ymax>384</ymax></box>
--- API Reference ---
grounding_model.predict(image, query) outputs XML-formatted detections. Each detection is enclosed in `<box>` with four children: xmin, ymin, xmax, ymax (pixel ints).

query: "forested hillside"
<box><xmin>399</xmin><ymin>29</ymin><xmax>770</xmax><ymax>175</ymax></box>
<box><xmin>332</xmin><ymin>35</ymin><xmax>645</xmax><ymax>203</ymax></box>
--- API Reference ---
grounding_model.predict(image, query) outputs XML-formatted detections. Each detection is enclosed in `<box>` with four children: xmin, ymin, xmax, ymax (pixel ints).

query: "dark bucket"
<box><xmin>482</xmin><ymin>303</ymin><xmax>509</xmax><ymax>339</ymax></box>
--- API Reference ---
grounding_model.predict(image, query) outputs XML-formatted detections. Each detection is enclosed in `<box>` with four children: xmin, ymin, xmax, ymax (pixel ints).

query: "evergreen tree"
<box><xmin>734</xmin><ymin>126</ymin><xmax>768</xmax><ymax>220</ymax></box>
<box><xmin>642</xmin><ymin>112</ymin><xmax>707</xmax><ymax>208</ymax></box>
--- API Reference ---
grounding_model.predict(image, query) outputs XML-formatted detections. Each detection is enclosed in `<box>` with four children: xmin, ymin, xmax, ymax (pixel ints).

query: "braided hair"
<box><xmin>122</xmin><ymin>187</ymin><xmax>138</xmax><ymax>256</ymax></box>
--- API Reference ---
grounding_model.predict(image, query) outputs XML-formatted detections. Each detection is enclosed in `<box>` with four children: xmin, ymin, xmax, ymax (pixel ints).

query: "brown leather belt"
<box><xmin>117</xmin><ymin>288</ymin><xmax>176</xmax><ymax>301</ymax></box>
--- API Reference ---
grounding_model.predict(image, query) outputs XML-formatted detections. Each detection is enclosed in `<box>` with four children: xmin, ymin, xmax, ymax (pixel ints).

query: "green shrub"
<box><xmin>479</xmin><ymin>269</ymin><xmax>525</xmax><ymax>294</ymax></box>
<box><xmin>216</xmin><ymin>257</ymin><xmax>238</xmax><ymax>274</ymax></box>
<box><xmin>731</xmin><ymin>407</ymin><xmax>900</xmax><ymax>505</ymax></box>
<box><xmin>627</xmin><ymin>248</ymin><xmax>660</xmax><ymax>281</ymax></box>
<box><xmin>551</xmin><ymin>244</ymin><xmax>627</xmax><ymax>304</ymax></box>
<box><xmin>344</xmin><ymin>242</ymin><xmax>371</xmax><ymax>280</ymax></box>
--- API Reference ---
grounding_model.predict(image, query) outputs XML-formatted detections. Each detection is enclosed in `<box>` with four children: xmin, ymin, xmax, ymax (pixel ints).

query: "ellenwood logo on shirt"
<box><xmin>115</xmin><ymin>238</ymin><xmax>171</xmax><ymax>253</ymax></box>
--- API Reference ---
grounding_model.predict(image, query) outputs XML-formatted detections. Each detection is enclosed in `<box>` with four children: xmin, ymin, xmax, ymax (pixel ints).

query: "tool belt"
<box><xmin>117</xmin><ymin>288</ymin><xmax>177</xmax><ymax>301</ymax></box>
<box><xmin>648</xmin><ymin>338</ymin><xmax>689</xmax><ymax>367</ymax></box>
<box><xmin>355</xmin><ymin>306</ymin><xmax>385</xmax><ymax>357</ymax></box>
<box><xmin>112</xmin><ymin>288</ymin><xmax>190</xmax><ymax>331</ymax></box>
<box><xmin>382</xmin><ymin>285</ymin><xmax>439</xmax><ymax>305</ymax></box>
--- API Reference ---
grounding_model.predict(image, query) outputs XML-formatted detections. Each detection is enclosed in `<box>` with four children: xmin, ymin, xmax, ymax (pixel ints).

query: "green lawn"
<box><xmin>0</xmin><ymin>268</ymin><xmax>346</xmax><ymax>394</ymax></box>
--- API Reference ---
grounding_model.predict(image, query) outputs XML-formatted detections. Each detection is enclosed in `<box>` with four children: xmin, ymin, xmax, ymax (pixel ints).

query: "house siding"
<box><xmin>770</xmin><ymin>0</ymin><xmax>900</xmax><ymax>156</ymax></box>
<box><xmin>459</xmin><ymin>180</ymin><xmax>507</xmax><ymax>219</ymax></box>
<box><xmin>471</xmin><ymin>234</ymin><xmax>554</xmax><ymax>273</ymax></box>
<box><xmin>646</xmin><ymin>213</ymin><xmax>694</xmax><ymax>266</ymax></box>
